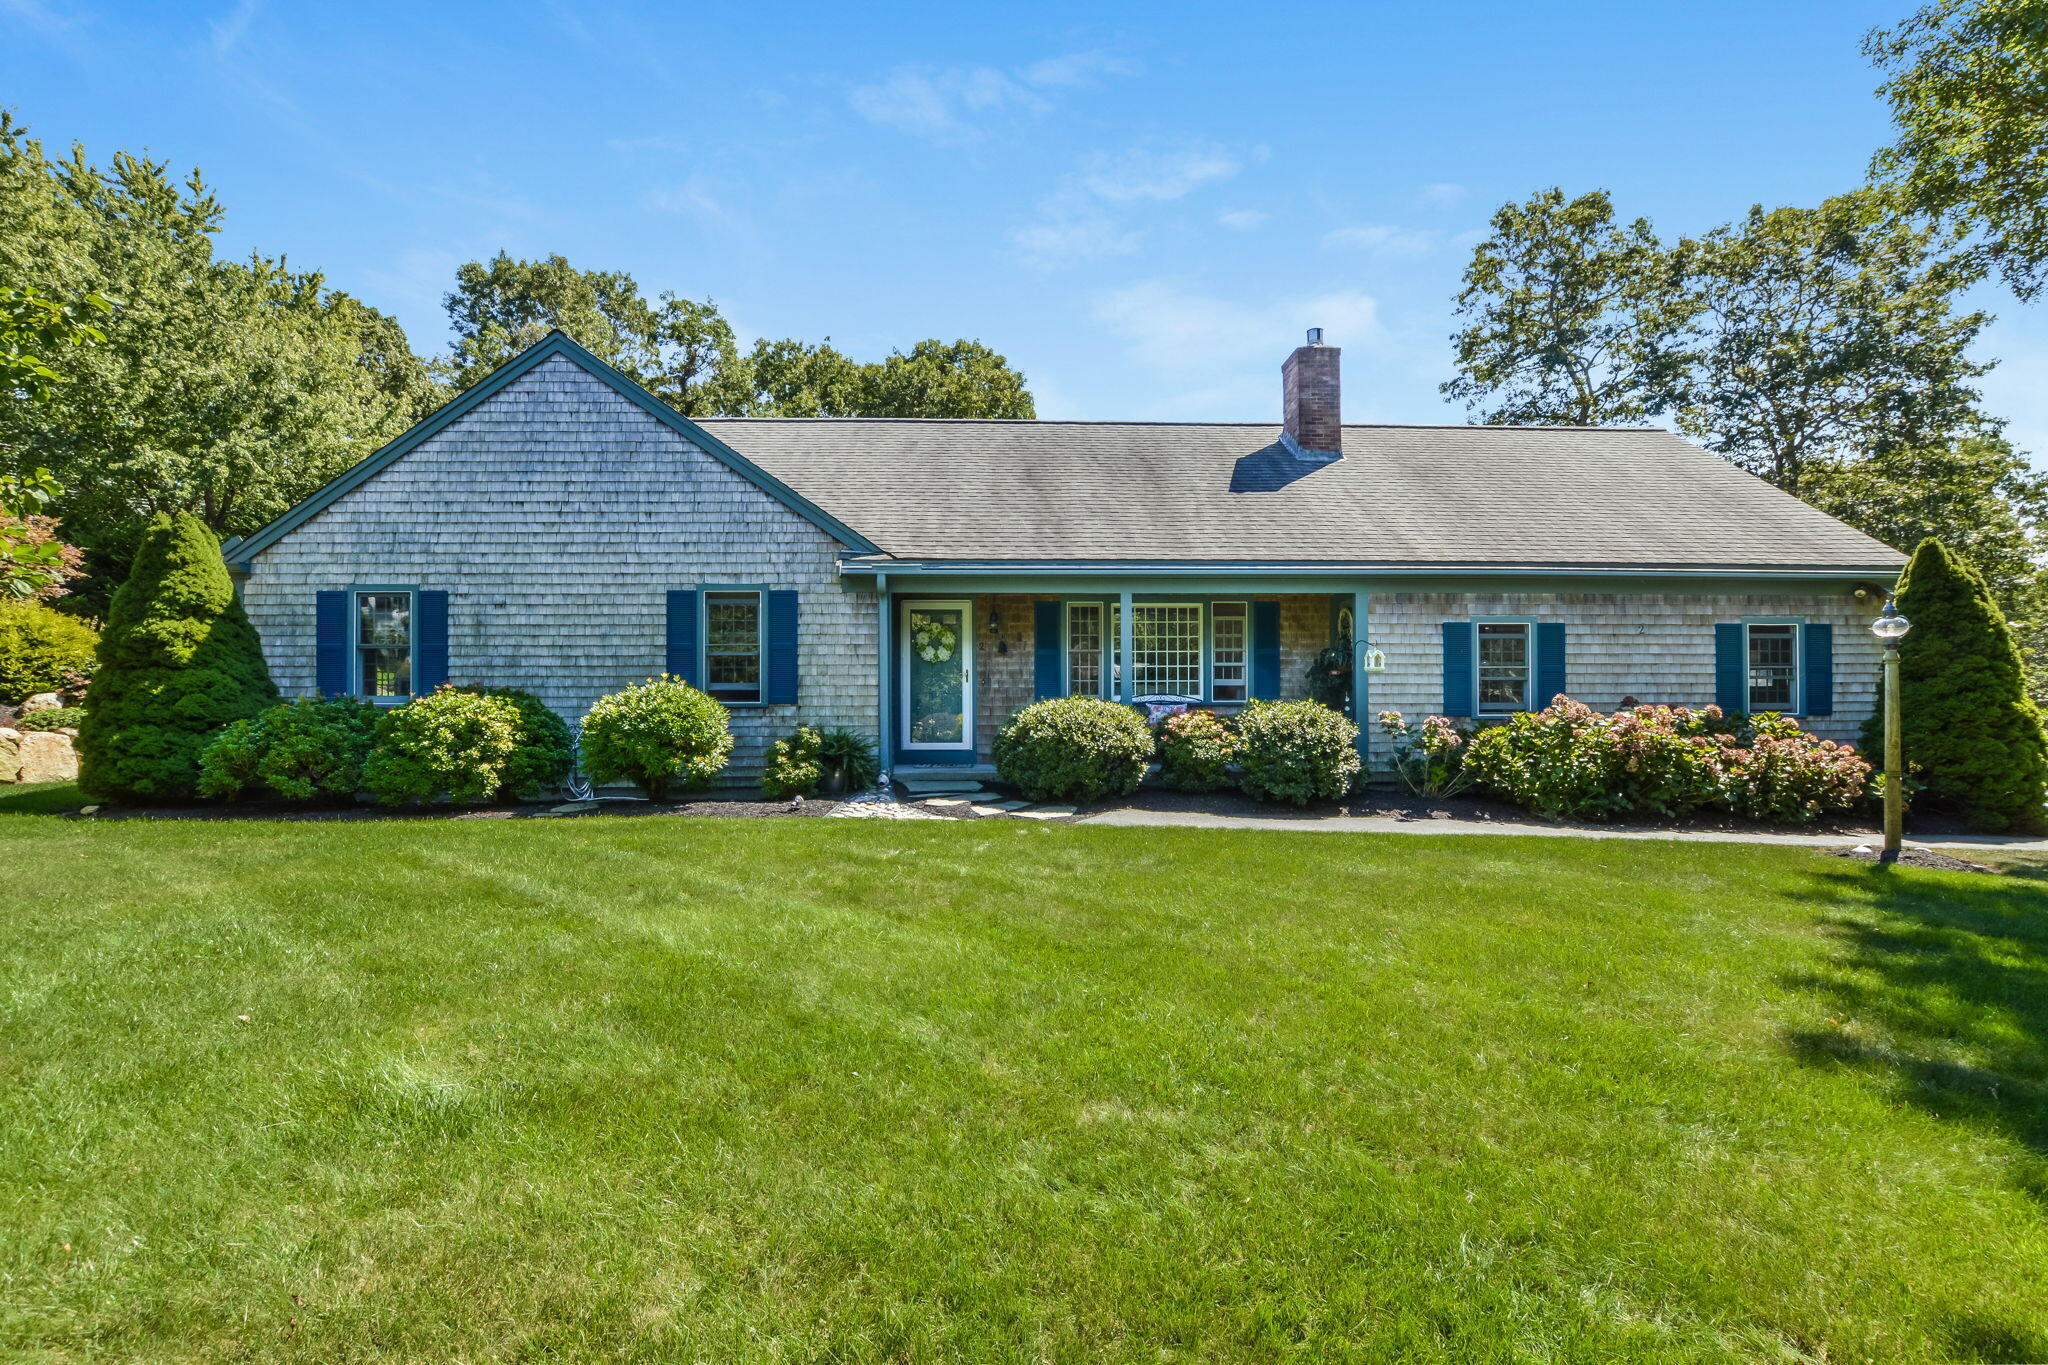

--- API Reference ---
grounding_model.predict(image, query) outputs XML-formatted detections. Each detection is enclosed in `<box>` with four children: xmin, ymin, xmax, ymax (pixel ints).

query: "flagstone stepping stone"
<box><xmin>922</xmin><ymin>797</ymin><xmax>970</xmax><ymax>807</ymax></box>
<box><xmin>1012</xmin><ymin>806</ymin><xmax>1077</xmax><ymax>820</ymax></box>
<box><xmin>991</xmin><ymin>799</ymin><xmax>1028</xmax><ymax>810</ymax></box>
<box><xmin>968</xmin><ymin>804</ymin><xmax>1011</xmax><ymax>817</ymax></box>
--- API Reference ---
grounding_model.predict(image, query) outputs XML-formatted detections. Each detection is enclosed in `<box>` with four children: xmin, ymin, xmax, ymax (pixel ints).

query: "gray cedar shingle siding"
<box><xmin>238</xmin><ymin>354</ymin><xmax>878</xmax><ymax>780</ymax></box>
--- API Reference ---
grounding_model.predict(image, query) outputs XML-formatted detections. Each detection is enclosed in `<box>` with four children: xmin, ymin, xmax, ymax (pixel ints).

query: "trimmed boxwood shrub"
<box><xmin>362</xmin><ymin>686</ymin><xmax>521</xmax><ymax>805</ymax></box>
<box><xmin>197</xmin><ymin>697</ymin><xmax>380</xmax><ymax>801</ymax></box>
<box><xmin>1870</xmin><ymin>538</ymin><xmax>2048</xmax><ymax>831</ymax></box>
<box><xmin>14</xmin><ymin>704</ymin><xmax>84</xmax><ymax>732</ymax></box>
<box><xmin>579</xmin><ymin>675</ymin><xmax>733</xmax><ymax>800</ymax></box>
<box><xmin>993</xmin><ymin>696</ymin><xmax>1154</xmax><ymax>803</ymax></box>
<box><xmin>1235</xmin><ymin>699</ymin><xmax>1362</xmax><ymax>805</ymax></box>
<box><xmin>1157</xmin><ymin>710</ymin><xmax>1240</xmax><ymax>792</ymax></box>
<box><xmin>0</xmin><ymin>602</ymin><xmax>97</xmax><ymax>704</ymax></box>
<box><xmin>470</xmin><ymin>686</ymin><xmax>574</xmax><ymax>800</ymax></box>
<box><xmin>78</xmin><ymin>512</ymin><xmax>277</xmax><ymax>801</ymax></box>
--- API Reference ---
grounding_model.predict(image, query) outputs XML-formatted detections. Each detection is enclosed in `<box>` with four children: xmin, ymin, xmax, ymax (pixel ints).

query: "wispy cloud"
<box><xmin>1417</xmin><ymin>182</ymin><xmax>1470</xmax><ymax>209</ymax></box>
<box><xmin>848</xmin><ymin>49</ymin><xmax>1135</xmax><ymax>143</ymax></box>
<box><xmin>209</xmin><ymin>0</ymin><xmax>261</xmax><ymax>55</ymax></box>
<box><xmin>1322</xmin><ymin>223</ymin><xmax>1441</xmax><ymax>258</ymax></box>
<box><xmin>1090</xmin><ymin>280</ymin><xmax>1383</xmax><ymax>416</ymax></box>
<box><xmin>1217</xmin><ymin>208</ymin><xmax>1269</xmax><ymax>231</ymax></box>
<box><xmin>1011</xmin><ymin>142</ymin><xmax>1252</xmax><ymax>267</ymax></box>
<box><xmin>647</xmin><ymin>174</ymin><xmax>749</xmax><ymax>234</ymax></box>
<box><xmin>2</xmin><ymin>0</ymin><xmax>94</xmax><ymax>62</ymax></box>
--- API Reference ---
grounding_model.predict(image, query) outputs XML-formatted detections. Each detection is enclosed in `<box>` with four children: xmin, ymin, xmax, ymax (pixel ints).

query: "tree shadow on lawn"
<box><xmin>1786</xmin><ymin>862</ymin><xmax>2048</xmax><ymax>1198</ymax></box>
<box><xmin>1786</xmin><ymin>864</ymin><xmax>2048</xmax><ymax>1359</ymax></box>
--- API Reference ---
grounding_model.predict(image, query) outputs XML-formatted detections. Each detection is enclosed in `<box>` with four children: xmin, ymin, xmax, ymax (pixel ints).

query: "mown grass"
<box><xmin>0</xmin><ymin>808</ymin><xmax>2043</xmax><ymax>1362</ymax></box>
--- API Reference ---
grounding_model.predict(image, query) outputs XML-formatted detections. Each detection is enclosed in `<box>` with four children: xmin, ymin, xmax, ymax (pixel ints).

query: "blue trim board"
<box><xmin>226</xmin><ymin>330</ymin><xmax>880</xmax><ymax>563</ymax></box>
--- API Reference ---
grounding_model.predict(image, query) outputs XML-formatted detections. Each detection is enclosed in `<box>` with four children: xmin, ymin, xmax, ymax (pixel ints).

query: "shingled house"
<box><xmin>222</xmin><ymin>329</ymin><xmax>1904</xmax><ymax>785</ymax></box>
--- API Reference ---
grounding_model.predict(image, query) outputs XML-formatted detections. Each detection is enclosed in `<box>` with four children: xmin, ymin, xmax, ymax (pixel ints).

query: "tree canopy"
<box><xmin>1867</xmin><ymin>0</ymin><xmax>2048</xmax><ymax>299</ymax></box>
<box><xmin>441</xmin><ymin>251</ymin><xmax>1035</xmax><ymax>419</ymax></box>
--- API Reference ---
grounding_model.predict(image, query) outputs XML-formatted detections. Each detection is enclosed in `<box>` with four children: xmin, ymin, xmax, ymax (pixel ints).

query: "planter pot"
<box><xmin>819</xmin><ymin>761</ymin><xmax>855</xmax><ymax>798</ymax></box>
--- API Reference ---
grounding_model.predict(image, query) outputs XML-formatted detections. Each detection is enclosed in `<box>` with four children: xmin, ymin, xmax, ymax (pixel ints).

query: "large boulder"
<box><xmin>0</xmin><ymin>728</ymin><xmax>18</xmax><ymax>783</ymax></box>
<box><xmin>14</xmin><ymin>729</ymin><xmax>77</xmax><ymax>784</ymax></box>
<box><xmin>21</xmin><ymin>692</ymin><xmax>63</xmax><ymax>713</ymax></box>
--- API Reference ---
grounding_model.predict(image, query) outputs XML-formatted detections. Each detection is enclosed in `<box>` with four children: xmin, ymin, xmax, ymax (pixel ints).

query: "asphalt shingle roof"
<box><xmin>695</xmin><ymin>418</ymin><xmax>1905</xmax><ymax>571</ymax></box>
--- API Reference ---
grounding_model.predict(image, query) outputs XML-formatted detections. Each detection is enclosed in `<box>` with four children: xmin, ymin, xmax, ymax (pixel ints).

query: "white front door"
<box><xmin>900</xmin><ymin>600</ymin><xmax>974</xmax><ymax>753</ymax></box>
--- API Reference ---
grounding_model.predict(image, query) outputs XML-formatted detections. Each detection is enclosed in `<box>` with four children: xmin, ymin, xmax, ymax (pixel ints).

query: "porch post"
<box><xmin>875</xmin><ymin>574</ymin><xmax>891</xmax><ymax>786</ymax></box>
<box><xmin>1118</xmin><ymin>589</ymin><xmax>1135</xmax><ymax>702</ymax></box>
<box><xmin>1351</xmin><ymin>589</ymin><xmax>1370</xmax><ymax>762</ymax></box>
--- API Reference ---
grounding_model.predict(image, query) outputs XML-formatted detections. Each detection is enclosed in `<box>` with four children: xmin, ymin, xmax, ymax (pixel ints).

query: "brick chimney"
<box><xmin>1281</xmin><ymin>328</ymin><xmax>1341</xmax><ymax>462</ymax></box>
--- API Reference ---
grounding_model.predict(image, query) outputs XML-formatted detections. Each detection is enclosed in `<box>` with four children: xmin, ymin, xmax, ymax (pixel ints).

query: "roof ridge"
<box><xmin>694</xmin><ymin>416</ymin><xmax>1674</xmax><ymax>433</ymax></box>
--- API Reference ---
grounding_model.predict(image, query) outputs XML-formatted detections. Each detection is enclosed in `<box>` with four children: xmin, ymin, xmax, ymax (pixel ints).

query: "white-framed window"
<box><xmin>1066</xmin><ymin>602</ymin><xmax>1106</xmax><ymax>697</ymax></box>
<box><xmin>354</xmin><ymin>590</ymin><xmax>414</xmax><ymax>701</ymax></box>
<box><xmin>704</xmin><ymin>590</ymin><xmax>763</xmax><ymax>703</ymax></box>
<box><xmin>1210</xmin><ymin>602</ymin><xmax>1247</xmax><ymax>702</ymax></box>
<box><xmin>1746</xmin><ymin>622</ymin><xmax>1799</xmax><ymax>711</ymax></box>
<box><xmin>1477</xmin><ymin>621</ymin><xmax>1530</xmax><ymax>715</ymax></box>
<box><xmin>1131</xmin><ymin>603</ymin><xmax>1203</xmax><ymax>697</ymax></box>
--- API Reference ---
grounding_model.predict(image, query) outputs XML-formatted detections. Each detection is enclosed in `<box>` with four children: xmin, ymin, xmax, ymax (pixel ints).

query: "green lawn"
<box><xmin>1</xmin><ymin>800</ymin><xmax>2044</xmax><ymax>1363</ymax></box>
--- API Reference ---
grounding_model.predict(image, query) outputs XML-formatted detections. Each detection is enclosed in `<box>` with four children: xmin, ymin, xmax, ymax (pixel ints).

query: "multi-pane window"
<box><xmin>705</xmin><ymin>590</ymin><xmax>762</xmax><ymax>702</ymax></box>
<box><xmin>1210</xmin><ymin>602</ymin><xmax>1247</xmax><ymax>702</ymax></box>
<box><xmin>1131</xmin><ymin>604</ymin><xmax>1203</xmax><ymax>697</ymax></box>
<box><xmin>1477</xmin><ymin>622</ymin><xmax>1530</xmax><ymax>715</ymax></box>
<box><xmin>1066</xmin><ymin>602</ymin><xmax>1105</xmax><ymax>697</ymax></box>
<box><xmin>355</xmin><ymin>591</ymin><xmax>413</xmax><ymax>700</ymax></box>
<box><xmin>1747</xmin><ymin>623</ymin><xmax>1798</xmax><ymax>711</ymax></box>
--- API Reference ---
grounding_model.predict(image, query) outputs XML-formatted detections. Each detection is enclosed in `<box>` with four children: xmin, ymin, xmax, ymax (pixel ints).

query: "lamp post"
<box><xmin>1869</xmin><ymin>600</ymin><xmax>1912</xmax><ymax>863</ymax></box>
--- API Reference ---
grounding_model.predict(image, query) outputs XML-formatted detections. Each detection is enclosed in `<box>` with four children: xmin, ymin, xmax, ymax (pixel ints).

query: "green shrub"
<box><xmin>1235</xmin><ymin>699</ymin><xmax>1361</xmax><ymax>805</ymax></box>
<box><xmin>1157</xmin><ymin>710</ymin><xmax>1240</xmax><ymax>792</ymax></box>
<box><xmin>579</xmin><ymin>675</ymin><xmax>733</xmax><ymax>800</ymax></box>
<box><xmin>198</xmin><ymin>697</ymin><xmax>380</xmax><ymax>801</ymax></box>
<box><xmin>1463</xmin><ymin>698</ymin><xmax>1869</xmax><ymax>825</ymax></box>
<box><xmin>1870</xmin><ymin>539</ymin><xmax>2048</xmax><ymax>831</ymax></box>
<box><xmin>77</xmin><ymin>513</ymin><xmax>276</xmax><ymax>801</ymax></box>
<box><xmin>0</xmin><ymin>601</ymin><xmax>97</xmax><ymax>703</ymax></box>
<box><xmin>762</xmin><ymin>725</ymin><xmax>824</xmax><ymax>799</ymax></box>
<box><xmin>362</xmin><ymin>687</ymin><xmax>521</xmax><ymax>805</ymax></box>
<box><xmin>994</xmin><ymin>696</ymin><xmax>1154</xmax><ymax>803</ymax></box>
<box><xmin>817</xmin><ymin>727</ymin><xmax>881</xmax><ymax>795</ymax></box>
<box><xmin>196</xmin><ymin>717</ymin><xmax>265</xmax><ymax>800</ymax></box>
<box><xmin>469</xmin><ymin>687</ymin><xmax>574</xmax><ymax>800</ymax></box>
<box><xmin>13</xmin><ymin>705</ymin><xmax>84</xmax><ymax>732</ymax></box>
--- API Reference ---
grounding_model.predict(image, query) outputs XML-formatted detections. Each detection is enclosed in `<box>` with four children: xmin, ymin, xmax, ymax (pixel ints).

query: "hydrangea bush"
<box><xmin>470</xmin><ymin>686</ymin><xmax>574</xmax><ymax>800</ymax></box>
<box><xmin>579</xmin><ymin>675</ymin><xmax>733</xmax><ymax>800</ymax></box>
<box><xmin>1377</xmin><ymin>711</ymin><xmax>1475</xmax><ymax>799</ymax></box>
<box><xmin>362</xmin><ymin>687</ymin><xmax>521</xmax><ymax>805</ymax></box>
<box><xmin>1156</xmin><ymin>710</ymin><xmax>1241</xmax><ymax>792</ymax></box>
<box><xmin>1235</xmin><ymin>699</ymin><xmax>1361</xmax><ymax>806</ymax></box>
<box><xmin>993</xmin><ymin>696</ymin><xmax>1154</xmax><ymax>802</ymax></box>
<box><xmin>1455</xmin><ymin>697</ymin><xmax>1868</xmax><ymax>824</ymax></box>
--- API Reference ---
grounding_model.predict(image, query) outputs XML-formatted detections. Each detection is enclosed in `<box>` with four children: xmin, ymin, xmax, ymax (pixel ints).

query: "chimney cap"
<box><xmin>1305</xmin><ymin>327</ymin><xmax>1323</xmax><ymax>345</ymax></box>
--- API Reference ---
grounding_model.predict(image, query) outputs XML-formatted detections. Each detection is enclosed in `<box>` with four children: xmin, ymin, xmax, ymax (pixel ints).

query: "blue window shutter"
<box><xmin>1251</xmin><ymin>601</ymin><xmax>1281</xmax><ymax>699</ymax></box>
<box><xmin>315</xmin><ymin>591</ymin><xmax>348</xmax><ymax>697</ymax></box>
<box><xmin>1714</xmin><ymin>623</ymin><xmax>1745</xmax><ymax>714</ymax></box>
<box><xmin>1442</xmin><ymin>622</ymin><xmax>1474</xmax><ymax>716</ymax></box>
<box><xmin>1802</xmin><ymin>622</ymin><xmax>1833</xmax><ymax>716</ymax></box>
<box><xmin>1033</xmin><ymin>601</ymin><xmax>1062</xmax><ymax>699</ymax></box>
<box><xmin>1535</xmin><ymin>622</ymin><xmax>1567</xmax><ymax>709</ymax></box>
<box><xmin>766</xmin><ymin>590</ymin><xmax>799</xmax><ymax>704</ymax></box>
<box><xmin>666</xmin><ymin>589</ymin><xmax>700</xmax><ymax>685</ymax></box>
<box><xmin>415</xmin><ymin>590</ymin><xmax>449</xmax><ymax>693</ymax></box>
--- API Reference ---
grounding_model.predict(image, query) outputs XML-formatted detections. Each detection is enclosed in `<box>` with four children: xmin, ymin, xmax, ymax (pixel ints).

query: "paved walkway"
<box><xmin>1077</xmin><ymin>806</ymin><xmax>2048</xmax><ymax>851</ymax></box>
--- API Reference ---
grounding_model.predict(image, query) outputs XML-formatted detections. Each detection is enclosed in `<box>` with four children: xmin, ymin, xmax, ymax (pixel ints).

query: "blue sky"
<box><xmin>6</xmin><ymin>0</ymin><xmax>2045</xmax><ymax>456</ymax></box>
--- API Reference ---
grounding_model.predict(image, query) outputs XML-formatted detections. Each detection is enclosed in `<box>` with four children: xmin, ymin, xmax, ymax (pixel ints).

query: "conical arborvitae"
<box><xmin>1882</xmin><ymin>538</ymin><xmax>2048</xmax><ymax>832</ymax></box>
<box><xmin>78</xmin><ymin>512</ymin><xmax>278</xmax><ymax>801</ymax></box>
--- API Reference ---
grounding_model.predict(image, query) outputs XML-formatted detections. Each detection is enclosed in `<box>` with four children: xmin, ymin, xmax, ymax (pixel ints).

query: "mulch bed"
<box><xmin>1828</xmin><ymin>845</ymin><xmax>2004</xmax><ymax>874</ymax></box>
